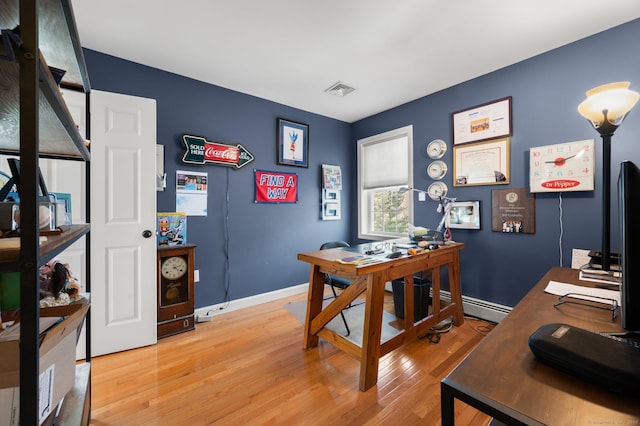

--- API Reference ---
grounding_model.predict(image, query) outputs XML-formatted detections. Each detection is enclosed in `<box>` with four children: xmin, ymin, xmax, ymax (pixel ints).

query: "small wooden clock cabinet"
<box><xmin>157</xmin><ymin>244</ymin><xmax>196</xmax><ymax>338</ymax></box>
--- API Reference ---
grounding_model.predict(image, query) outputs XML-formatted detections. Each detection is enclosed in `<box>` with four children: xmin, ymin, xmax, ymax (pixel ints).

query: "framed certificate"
<box><xmin>452</xmin><ymin>97</ymin><xmax>512</xmax><ymax>145</ymax></box>
<box><xmin>453</xmin><ymin>138</ymin><xmax>510</xmax><ymax>186</ymax></box>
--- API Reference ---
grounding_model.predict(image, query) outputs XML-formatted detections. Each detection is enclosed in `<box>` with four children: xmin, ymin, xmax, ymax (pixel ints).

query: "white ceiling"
<box><xmin>70</xmin><ymin>1</ymin><xmax>640</xmax><ymax>123</ymax></box>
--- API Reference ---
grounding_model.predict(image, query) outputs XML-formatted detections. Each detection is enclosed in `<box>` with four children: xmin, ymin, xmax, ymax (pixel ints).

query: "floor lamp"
<box><xmin>578</xmin><ymin>82</ymin><xmax>639</xmax><ymax>272</ymax></box>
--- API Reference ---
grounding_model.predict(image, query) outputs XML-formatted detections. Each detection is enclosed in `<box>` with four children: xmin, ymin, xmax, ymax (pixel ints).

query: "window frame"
<box><xmin>357</xmin><ymin>125</ymin><xmax>414</xmax><ymax>240</ymax></box>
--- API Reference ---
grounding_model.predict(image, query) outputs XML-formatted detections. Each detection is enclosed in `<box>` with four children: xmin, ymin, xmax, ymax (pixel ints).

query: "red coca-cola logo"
<box><xmin>204</xmin><ymin>143</ymin><xmax>239</xmax><ymax>163</ymax></box>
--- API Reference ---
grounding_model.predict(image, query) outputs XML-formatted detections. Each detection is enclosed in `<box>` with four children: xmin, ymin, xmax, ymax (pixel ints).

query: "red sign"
<box><xmin>205</xmin><ymin>143</ymin><xmax>239</xmax><ymax>164</ymax></box>
<box><xmin>182</xmin><ymin>134</ymin><xmax>254</xmax><ymax>169</ymax></box>
<box><xmin>541</xmin><ymin>180</ymin><xmax>581</xmax><ymax>190</ymax></box>
<box><xmin>254</xmin><ymin>170</ymin><xmax>298</xmax><ymax>203</ymax></box>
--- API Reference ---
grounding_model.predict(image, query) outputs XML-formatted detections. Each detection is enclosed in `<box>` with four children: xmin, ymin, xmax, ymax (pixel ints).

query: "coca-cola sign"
<box><xmin>181</xmin><ymin>134</ymin><xmax>254</xmax><ymax>169</ymax></box>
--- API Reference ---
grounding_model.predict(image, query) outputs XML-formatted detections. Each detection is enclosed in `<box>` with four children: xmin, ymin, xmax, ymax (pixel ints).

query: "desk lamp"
<box><xmin>578</xmin><ymin>82</ymin><xmax>639</xmax><ymax>272</ymax></box>
<box><xmin>398</xmin><ymin>187</ymin><xmax>456</xmax><ymax>239</ymax></box>
<box><xmin>398</xmin><ymin>186</ymin><xmax>425</xmax><ymax>198</ymax></box>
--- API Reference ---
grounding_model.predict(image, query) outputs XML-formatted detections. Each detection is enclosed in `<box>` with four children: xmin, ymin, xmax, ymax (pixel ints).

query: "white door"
<box><xmin>90</xmin><ymin>90</ymin><xmax>157</xmax><ymax>356</ymax></box>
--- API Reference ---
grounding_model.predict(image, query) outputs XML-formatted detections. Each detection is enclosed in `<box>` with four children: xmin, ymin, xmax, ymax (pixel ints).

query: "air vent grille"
<box><xmin>324</xmin><ymin>81</ymin><xmax>355</xmax><ymax>97</ymax></box>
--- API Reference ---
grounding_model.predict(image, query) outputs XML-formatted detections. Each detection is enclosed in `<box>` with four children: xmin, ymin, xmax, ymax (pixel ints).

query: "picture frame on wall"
<box><xmin>321</xmin><ymin>189</ymin><xmax>341</xmax><ymax>220</ymax></box>
<box><xmin>322</xmin><ymin>164</ymin><xmax>342</xmax><ymax>189</ymax></box>
<box><xmin>277</xmin><ymin>118</ymin><xmax>309</xmax><ymax>167</ymax></box>
<box><xmin>452</xmin><ymin>96</ymin><xmax>512</xmax><ymax>145</ymax></box>
<box><xmin>453</xmin><ymin>138</ymin><xmax>510</xmax><ymax>186</ymax></box>
<box><xmin>446</xmin><ymin>201</ymin><xmax>481</xmax><ymax>230</ymax></box>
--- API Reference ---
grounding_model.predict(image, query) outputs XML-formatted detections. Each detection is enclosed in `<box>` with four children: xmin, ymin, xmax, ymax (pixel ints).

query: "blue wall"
<box><xmin>84</xmin><ymin>50</ymin><xmax>352</xmax><ymax>307</ymax></box>
<box><xmin>352</xmin><ymin>18</ymin><xmax>640</xmax><ymax>306</ymax></box>
<box><xmin>84</xmin><ymin>18</ymin><xmax>640</xmax><ymax>310</ymax></box>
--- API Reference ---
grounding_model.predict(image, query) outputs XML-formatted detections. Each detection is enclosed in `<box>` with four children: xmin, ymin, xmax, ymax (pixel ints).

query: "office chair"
<box><xmin>319</xmin><ymin>241</ymin><xmax>352</xmax><ymax>336</ymax></box>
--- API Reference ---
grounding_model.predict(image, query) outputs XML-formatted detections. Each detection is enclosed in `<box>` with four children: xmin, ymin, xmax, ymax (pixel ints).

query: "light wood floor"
<box><xmin>89</xmin><ymin>291</ymin><xmax>494</xmax><ymax>425</ymax></box>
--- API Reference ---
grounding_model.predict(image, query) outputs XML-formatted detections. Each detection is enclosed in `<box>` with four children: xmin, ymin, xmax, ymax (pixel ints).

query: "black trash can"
<box><xmin>392</xmin><ymin>277</ymin><xmax>431</xmax><ymax>321</ymax></box>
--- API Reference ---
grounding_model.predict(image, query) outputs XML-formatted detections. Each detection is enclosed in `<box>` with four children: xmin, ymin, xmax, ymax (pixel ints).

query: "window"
<box><xmin>357</xmin><ymin>125</ymin><xmax>413</xmax><ymax>240</ymax></box>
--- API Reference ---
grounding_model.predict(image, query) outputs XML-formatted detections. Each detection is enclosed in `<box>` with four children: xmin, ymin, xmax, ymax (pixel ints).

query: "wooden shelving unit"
<box><xmin>0</xmin><ymin>0</ymin><xmax>91</xmax><ymax>424</ymax></box>
<box><xmin>0</xmin><ymin>224</ymin><xmax>90</xmax><ymax>268</ymax></box>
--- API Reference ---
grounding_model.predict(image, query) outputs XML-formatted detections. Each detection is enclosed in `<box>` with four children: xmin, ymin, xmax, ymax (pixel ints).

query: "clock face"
<box><xmin>427</xmin><ymin>181</ymin><xmax>448</xmax><ymax>200</ymax></box>
<box><xmin>427</xmin><ymin>160</ymin><xmax>448</xmax><ymax>180</ymax></box>
<box><xmin>529</xmin><ymin>139</ymin><xmax>595</xmax><ymax>193</ymax></box>
<box><xmin>427</xmin><ymin>139</ymin><xmax>447</xmax><ymax>159</ymax></box>
<box><xmin>161</xmin><ymin>256</ymin><xmax>188</xmax><ymax>280</ymax></box>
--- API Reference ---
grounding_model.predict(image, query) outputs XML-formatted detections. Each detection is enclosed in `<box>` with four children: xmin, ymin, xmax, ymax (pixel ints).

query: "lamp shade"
<box><xmin>578</xmin><ymin>82</ymin><xmax>639</xmax><ymax>133</ymax></box>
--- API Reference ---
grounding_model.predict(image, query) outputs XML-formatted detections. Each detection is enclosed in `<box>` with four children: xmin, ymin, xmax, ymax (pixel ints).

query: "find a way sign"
<box><xmin>181</xmin><ymin>134</ymin><xmax>255</xmax><ymax>169</ymax></box>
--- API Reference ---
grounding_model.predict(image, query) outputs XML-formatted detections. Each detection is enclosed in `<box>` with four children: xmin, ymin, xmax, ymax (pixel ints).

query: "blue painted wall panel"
<box><xmin>352</xmin><ymin>19</ymin><xmax>640</xmax><ymax>306</ymax></box>
<box><xmin>84</xmin><ymin>18</ymin><xmax>640</xmax><ymax>309</ymax></box>
<box><xmin>84</xmin><ymin>50</ymin><xmax>352</xmax><ymax>307</ymax></box>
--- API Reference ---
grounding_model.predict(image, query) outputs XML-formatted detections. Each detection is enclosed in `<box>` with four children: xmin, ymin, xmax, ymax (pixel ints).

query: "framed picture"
<box><xmin>321</xmin><ymin>189</ymin><xmax>341</xmax><ymax>220</ymax></box>
<box><xmin>446</xmin><ymin>201</ymin><xmax>481</xmax><ymax>230</ymax></box>
<box><xmin>322</xmin><ymin>202</ymin><xmax>341</xmax><ymax>220</ymax></box>
<box><xmin>323</xmin><ymin>188</ymin><xmax>340</xmax><ymax>201</ymax></box>
<box><xmin>453</xmin><ymin>138</ymin><xmax>510</xmax><ymax>186</ymax></box>
<box><xmin>452</xmin><ymin>97</ymin><xmax>512</xmax><ymax>145</ymax></box>
<box><xmin>322</xmin><ymin>164</ymin><xmax>342</xmax><ymax>189</ymax></box>
<box><xmin>52</xmin><ymin>192</ymin><xmax>72</xmax><ymax>225</ymax></box>
<box><xmin>277</xmin><ymin>118</ymin><xmax>309</xmax><ymax>167</ymax></box>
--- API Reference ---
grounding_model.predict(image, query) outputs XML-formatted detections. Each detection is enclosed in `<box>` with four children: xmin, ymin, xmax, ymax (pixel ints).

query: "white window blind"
<box><xmin>357</xmin><ymin>125</ymin><xmax>413</xmax><ymax>240</ymax></box>
<box><xmin>361</xmin><ymin>136</ymin><xmax>409</xmax><ymax>189</ymax></box>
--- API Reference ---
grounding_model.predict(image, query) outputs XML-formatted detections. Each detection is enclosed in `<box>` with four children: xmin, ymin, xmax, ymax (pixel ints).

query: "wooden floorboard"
<box><xmin>89</xmin><ymin>291</ymin><xmax>494</xmax><ymax>425</ymax></box>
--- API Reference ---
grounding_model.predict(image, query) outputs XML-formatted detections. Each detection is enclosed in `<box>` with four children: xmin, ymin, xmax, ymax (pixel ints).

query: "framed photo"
<box><xmin>52</xmin><ymin>192</ymin><xmax>72</xmax><ymax>225</ymax></box>
<box><xmin>452</xmin><ymin>97</ymin><xmax>512</xmax><ymax>145</ymax></box>
<box><xmin>322</xmin><ymin>164</ymin><xmax>342</xmax><ymax>189</ymax></box>
<box><xmin>322</xmin><ymin>202</ymin><xmax>341</xmax><ymax>220</ymax></box>
<box><xmin>323</xmin><ymin>188</ymin><xmax>340</xmax><ymax>201</ymax></box>
<box><xmin>453</xmin><ymin>138</ymin><xmax>510</xmax><ymax>186</ymax></box>
<box><xmin>321</xmin><ymin>189</ymin><xmax>341</xmax><ymax>220</ymax></box>
<box><xmin>277</xmin><ymin>118</ymin><xmax>309</xmax><ymax>167</ymax></box>
<box><xmin>446</xmin><ymin>201</ymin><xmax>481</xmax><ymax>230</ymax></box>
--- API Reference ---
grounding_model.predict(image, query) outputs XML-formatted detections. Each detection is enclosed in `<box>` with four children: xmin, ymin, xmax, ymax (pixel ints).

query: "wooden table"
<box><xmin>298</xmin><ymin>242</ymin><xmax>465</xmax><ymax>391</ymax></box>
<box><xmin>441</xmin><ymin>267</ymin><xmax>640</xmax><ymax>425</ymax></box>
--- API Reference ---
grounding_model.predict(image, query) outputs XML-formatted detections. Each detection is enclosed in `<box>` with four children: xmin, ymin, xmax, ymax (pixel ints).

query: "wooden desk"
<box><xmin>441</xmin><ymin>267</ymin><xmax>640</xmax><ymax>425</ymax></box>
<box><xmin>298</xmin><ymin>242</ymin><xmax>464</xmax><ymax>391</ymax></box>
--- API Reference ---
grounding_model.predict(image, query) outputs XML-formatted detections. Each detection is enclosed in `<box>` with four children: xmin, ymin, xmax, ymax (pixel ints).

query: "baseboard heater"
<box><xmin>439</xmin><ymin>290</ymin><xmax>512</xmax><ymax>324</ymax></box>
<box><xmin>384</xmin><ymin>282</ymin><xmax>512</xmax><ymax>324</ymax></box>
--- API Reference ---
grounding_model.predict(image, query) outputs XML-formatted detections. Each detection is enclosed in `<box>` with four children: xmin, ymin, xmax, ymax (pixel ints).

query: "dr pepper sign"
<box><xmin>182</xmin><ymin>134</ymin><xmax>254</xmax><ymax>169</ymax></box>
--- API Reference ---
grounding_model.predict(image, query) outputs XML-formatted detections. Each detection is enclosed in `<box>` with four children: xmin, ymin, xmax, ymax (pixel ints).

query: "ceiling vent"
<box><xmin>324</xmin><ymin>81</ymin><xmax>355</xmax><ymax>97</ymax></box>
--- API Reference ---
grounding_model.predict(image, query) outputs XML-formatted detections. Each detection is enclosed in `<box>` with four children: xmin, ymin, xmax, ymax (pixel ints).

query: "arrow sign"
<box><xmin>181</xmin><ymin>134</ymin><xmax>255</xmax><ymax>169</ymax></box>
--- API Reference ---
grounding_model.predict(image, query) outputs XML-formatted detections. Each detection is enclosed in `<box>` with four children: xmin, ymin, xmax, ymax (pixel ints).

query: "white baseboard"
<box><xmin>195</xmin><ymin>283</ymin><xmax>308</xmax><ymax>319</ymax></box>
<box><xmin>195</xmin><ymin>283</ymin><xmax>511</xmax><ymax>324</ymax></box>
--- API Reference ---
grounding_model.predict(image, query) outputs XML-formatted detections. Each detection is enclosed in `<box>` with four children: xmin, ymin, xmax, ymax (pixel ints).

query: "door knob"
<box><xmin>142</xmin><ymin>230</ymin><xmax>153</xmax><ymax>238</ymax></box>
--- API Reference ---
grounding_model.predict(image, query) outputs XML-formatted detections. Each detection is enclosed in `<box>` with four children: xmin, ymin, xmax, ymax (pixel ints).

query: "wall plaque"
<box><xmin>491</xmin><ymin>188</ymin><xmax>535</xmax><ymax>234</ymax></box>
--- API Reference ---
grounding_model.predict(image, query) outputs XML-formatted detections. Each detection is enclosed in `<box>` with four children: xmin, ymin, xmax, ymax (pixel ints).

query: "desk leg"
<box><xmin>448</xmin><ymin>251</ymin><xmax>465</xmax><ymax>326</ymax></box>
<box><xmin>440</xmin><ymin>381</ymin><xmax>455</xmax><ymax>426</ymax></box>
<box><xmin>441</xmin><ymin>379</ymin><xmax>531</xmax><ymax>426</ymax></box>
<box><xmin>359</xmin><ymin>274</ymin><xmax>385</xmax><ymax>391</ymax></box>
<box><xmin>303</xmin><ymin>264</ymin><xmax>325</xmax><ymax>349</ymax></box>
